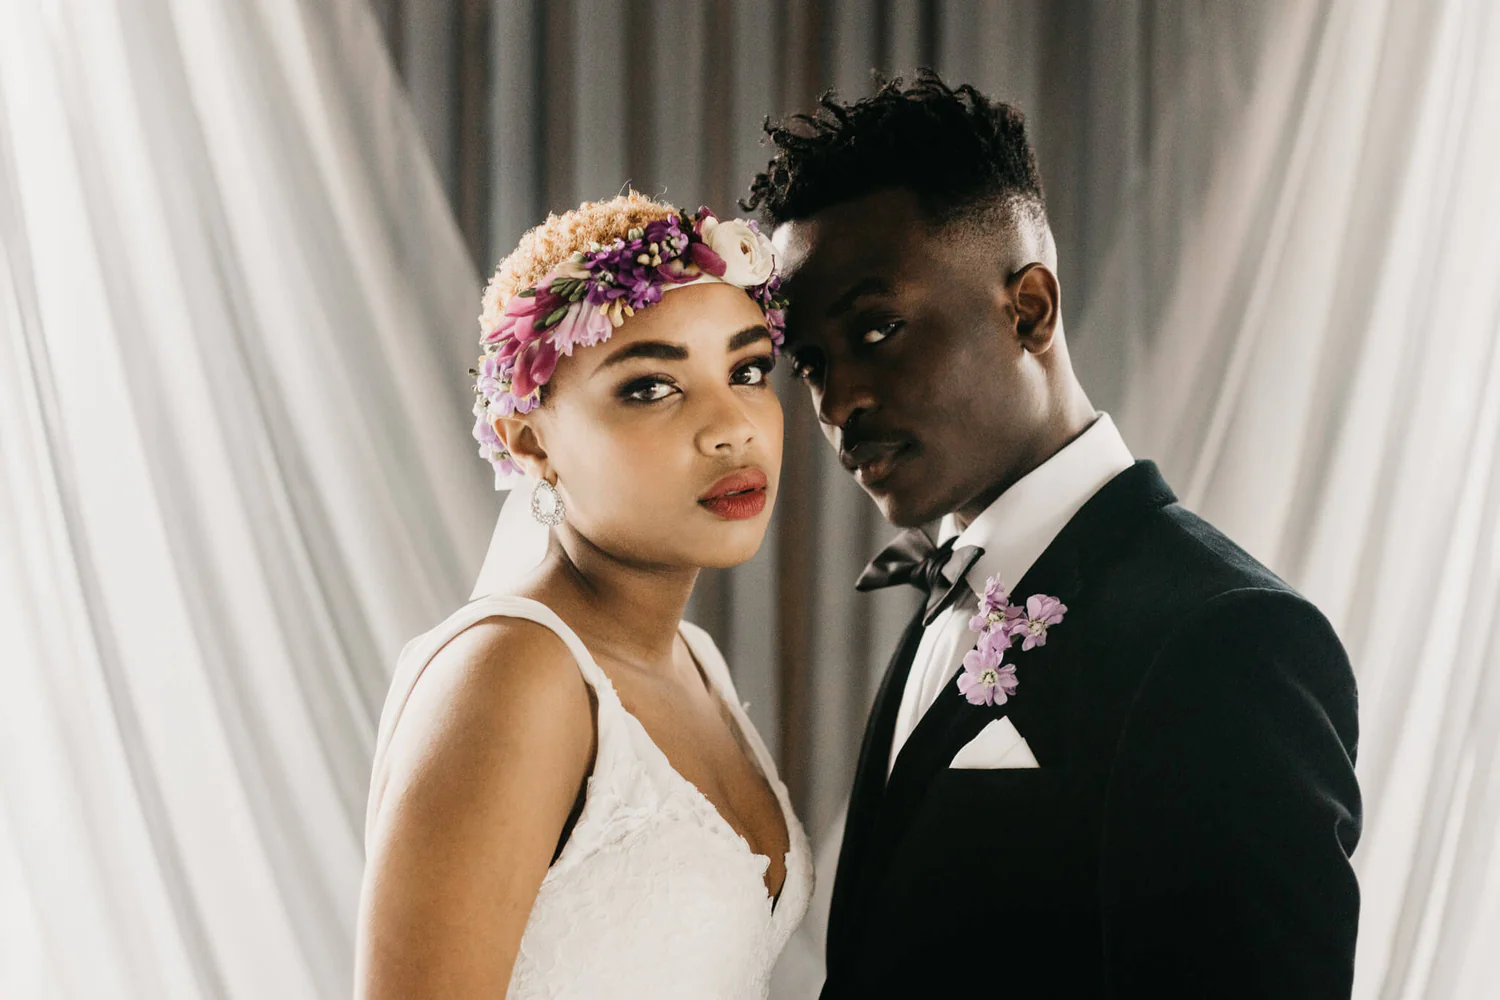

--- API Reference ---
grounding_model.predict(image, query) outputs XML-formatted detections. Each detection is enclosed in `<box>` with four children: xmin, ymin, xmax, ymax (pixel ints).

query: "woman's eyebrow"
<box><xmin>726</xmin><ymin>325</ymin><xmax>771</xmax><ymax>352</ymax></box>
<box><xmin>597</xmin><ymin>340</ymin><xmax>690</xmax><ymax>371</ymax></box>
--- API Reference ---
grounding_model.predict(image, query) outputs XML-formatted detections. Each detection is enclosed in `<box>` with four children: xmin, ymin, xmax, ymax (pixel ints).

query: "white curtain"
<box><xmin>1098</xmin><ymin>1</ymin><xmax>1500</xmax><ymax>997</ymax></box>
<box><xmin>0</xmin><ymin>0</ymin><xmax>490</xmax><ymax>997</ymax></box>
<box><xmin>5</xmin><ymin>0</ymin><xmax>1498</xmax><ymax>997</ymax></box>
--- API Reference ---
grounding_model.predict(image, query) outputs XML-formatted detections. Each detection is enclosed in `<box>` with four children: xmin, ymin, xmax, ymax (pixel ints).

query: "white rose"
<box><xmin>705</xmin><ymin>218</ymin><xmax>777</xmax><ymax>287</ymax></box>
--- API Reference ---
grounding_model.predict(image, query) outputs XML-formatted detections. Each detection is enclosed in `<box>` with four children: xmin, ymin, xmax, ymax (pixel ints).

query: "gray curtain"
<box><xmin>369</xmin><ymin>0</ymin><xmax>1272</xmax><ymax>846</ymax></box>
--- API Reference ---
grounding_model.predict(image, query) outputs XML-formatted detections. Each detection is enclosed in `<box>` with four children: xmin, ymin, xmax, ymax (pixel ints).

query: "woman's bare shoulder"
<box><xmin>373</xmin><ymin>615</ymin><xmax>595</xmax><ymax>834</ymax></box>
<box><xmin>358</xmin><ymin>615</ymin><xmax>596</xmax><ymax>996</ymax></box>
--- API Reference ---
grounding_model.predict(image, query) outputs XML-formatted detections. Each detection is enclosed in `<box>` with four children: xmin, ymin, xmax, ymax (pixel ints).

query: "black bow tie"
<box><xmin>857</xmin><ymin>529</ymin><xmax>984</xmax><ymax>626</ymax></box>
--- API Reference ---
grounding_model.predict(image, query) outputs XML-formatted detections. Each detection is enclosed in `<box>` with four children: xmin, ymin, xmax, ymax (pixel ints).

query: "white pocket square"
<box><xmin>948</xmin><ymin>717</ymin><xmax>1039</xmax><ymax>769</ymax></box>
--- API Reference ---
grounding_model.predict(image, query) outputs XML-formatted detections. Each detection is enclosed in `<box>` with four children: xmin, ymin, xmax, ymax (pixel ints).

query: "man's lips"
<box><xmin>839</xmin><ymin>439</ymin><xmax>915</xmax><ymax>486</ymax></box>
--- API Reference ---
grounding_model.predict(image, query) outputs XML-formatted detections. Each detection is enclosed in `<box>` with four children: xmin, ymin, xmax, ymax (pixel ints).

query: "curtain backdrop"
<box><xmin>0</xmin><ymin>0</ymin><xmax>490</xmax><ymax>996</ymax></box>
<box><xmin>1107</xmin><ymin>1</ymin><xmax>1500</xmax><ymax>996</ymax></box>
<box><xmin>4</xmin><ymin>0</ymin><xmax>1497</xmax><ymax>998</ymax></box>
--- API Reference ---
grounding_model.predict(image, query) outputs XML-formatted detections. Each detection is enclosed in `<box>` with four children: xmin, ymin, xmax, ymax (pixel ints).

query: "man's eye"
<box><xmin>862</xmin><ymin>320</ymin><xmax>903</xmax><ymax>345</ymax></box>
<box><xmin>790</xmin><ymin>350</ymin><xmax>822</xmax><ymax>381</ymax></box>
<box><xmin>623</xmin><ymin>378</ymin><xmax>677</xmax><ymax>403</ymax></box>
<box><xmin>732</xmin><ymin>356</ymin><xmax>775</xmax><ymax>386</ymax></box>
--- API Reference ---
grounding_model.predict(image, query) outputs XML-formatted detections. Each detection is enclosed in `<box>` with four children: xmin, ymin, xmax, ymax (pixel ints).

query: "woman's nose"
<box><xmin>695</xmin><ymin>388</ymin><xmax>757</xmax><ymax>456</ymax></box>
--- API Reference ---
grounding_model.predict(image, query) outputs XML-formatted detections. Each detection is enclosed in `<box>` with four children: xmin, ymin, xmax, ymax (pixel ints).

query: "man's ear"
<box><xmin>1008</xmin><ymin>262</ymin><xmax>1061</xmax><ymax>354</ymax></box>
<box><xmin>494</xmin><ymin>416</ymin><xmax>552</xmax><ymax>482</ymax></box>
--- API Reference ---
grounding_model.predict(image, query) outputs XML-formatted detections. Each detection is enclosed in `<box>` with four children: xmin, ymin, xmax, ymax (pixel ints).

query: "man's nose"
<box><xmin>816</xmin><ymin>360</ymin><xmax>878</xmax><ymax>430</ymax></box>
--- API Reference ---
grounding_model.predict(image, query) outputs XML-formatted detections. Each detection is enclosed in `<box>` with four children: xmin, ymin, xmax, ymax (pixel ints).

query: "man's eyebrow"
<box><xmin>727</xmin><ymin>325</ymin><xmax>772</xmax><ymax>352</ymax></box>
<box><xmin>826</xmin><ymin>277</ymin><xmax>893</xmax><ymax>318</ymax></box>
<box><xmin>597</xmin><ymin>340</ymin><xmax>689</xmax><ymax>371</ymax></box>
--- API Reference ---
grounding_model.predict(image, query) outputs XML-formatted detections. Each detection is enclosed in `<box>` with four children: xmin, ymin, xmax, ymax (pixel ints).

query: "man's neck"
<box><xmin>953</xmin><ymin>402</ymin><xmax>1099</xmax><ymax>532</ymax></box>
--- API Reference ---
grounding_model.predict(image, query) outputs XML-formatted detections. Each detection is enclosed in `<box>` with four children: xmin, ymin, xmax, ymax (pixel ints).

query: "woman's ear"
<box><xmin>1008</xmin><ymin>262</ymin><xmax>1061</xmax><ymax>354</ymax></box>
<box><xmin>494</xmin><ymin>416</ymin><xmax>552</xmax><ymax>482</ymax></box>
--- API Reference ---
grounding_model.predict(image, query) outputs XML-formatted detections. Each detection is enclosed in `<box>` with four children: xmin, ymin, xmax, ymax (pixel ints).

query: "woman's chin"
<box><xmin>685</xmin><ymin>522</ymin><xmax>773</xmax><ymax>570</ymax></box>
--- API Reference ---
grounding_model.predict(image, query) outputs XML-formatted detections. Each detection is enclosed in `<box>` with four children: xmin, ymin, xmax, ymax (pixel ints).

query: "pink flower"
<box><xmin>486</xmin><ymin>288</ymin><xmax>562</xmax><ymax>347</ymax></box>
<box><xmin>957</xmin><ymin>577</ymin><xmax>1069</xmax><ymax>708</ymax></box>
<box><xmin>968</xmin><ymin>574</ymin><xmax>1024</xmax><ymax>638</ymax></box>
<box><xmin>509</xmin><ymin>338</ymin><xmax>561</xmax><ymax>400</ymax></box>
<box><xmin>471</xmin><ymin>205</ymin><xmax>789</xmax><ymax>491</ymax></box>
<box><xmin>1017</xmin><ymin>594</ymin><xmax>1067</xmax><ymax>650</ymax></box>
<box><xmin>976</xmin><ymin>623</ymin><xmax>1015</xmax><ymax>656</ymax></box>
<box><xmin>978</xmin><ymin>576</ymin><xmax>1009</xmax><ymax>613</ymax></box>
<box><xmin>547</xmin><ymin>299</ymin><xmax>613</xmax><ymax>353</ymax></box>
<box><xmin>957</xmin><ymin>644</ymin><xmax>1019</xmax><ymax>707</ymax></box>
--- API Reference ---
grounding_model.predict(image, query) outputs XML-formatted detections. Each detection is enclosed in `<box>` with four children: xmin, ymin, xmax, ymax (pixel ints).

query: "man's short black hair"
<box><xmin>743</xmin><ymin>69</ymin><xmax>1046</xmax><ymax>235</ymax></box>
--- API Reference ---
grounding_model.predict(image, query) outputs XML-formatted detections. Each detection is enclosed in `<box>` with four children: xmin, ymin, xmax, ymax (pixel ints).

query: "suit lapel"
<box><xmin>876</xmin><ymin>536</ymin><xmax>1084</xmax><ymax>842</ymax></box>
<box><xmin>826</xmin><ymin>599</ymin><xmax>925</xmax><ymax>962</ymax></box>
<box><xmin>847</xmin><ymin>461</ymin><xmax>1178</xmax><ymax>917</ymax></box>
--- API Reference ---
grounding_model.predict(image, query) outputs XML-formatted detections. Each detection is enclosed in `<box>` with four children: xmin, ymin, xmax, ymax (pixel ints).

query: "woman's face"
<box><xmin>499</xmin><ymin>282</ymin><xmax>784</xmax><ymax>570</ymax></box>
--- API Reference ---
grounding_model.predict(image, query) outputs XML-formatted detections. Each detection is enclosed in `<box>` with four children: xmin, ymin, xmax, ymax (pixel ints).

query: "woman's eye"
<box><xmin>623</xmin><ymin>378</ymin><xmax>677</xmax><ymax>403</ymax></box>
<box><xmin>862</xmin><ymin>320</ymin><xmax>903</xmax><ymax>345</ymax></box>
<box><xmin>732</xmin><ymin>356</ymin><xmax>775</xmax><ymax>386</ymax></box>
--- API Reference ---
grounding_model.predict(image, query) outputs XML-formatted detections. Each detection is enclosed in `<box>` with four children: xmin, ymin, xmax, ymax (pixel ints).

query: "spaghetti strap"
<box><xmin>365</xmin><ymin>595</ymin><xmax>619</xmax><ymax>852</ymax></box>
<box><xmin>362</xmin><ymin>597</ymin><xmax>813</xmax><ymax>998</ymax></box>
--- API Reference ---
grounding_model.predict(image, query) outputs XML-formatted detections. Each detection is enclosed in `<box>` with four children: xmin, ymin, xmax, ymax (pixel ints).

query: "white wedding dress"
<box><xmin>366</xmin><ymin>595</ymin><xmax>813</xmax><ymax>999</ymax></box>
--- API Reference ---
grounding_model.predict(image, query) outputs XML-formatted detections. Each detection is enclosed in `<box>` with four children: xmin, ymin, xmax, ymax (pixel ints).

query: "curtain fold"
<box><xmin>1105</xmin><ymin>1</ymin><xmax>1500</xmax><ymax>996</ymax></box>
<box><xmin>4</xmin><ymin>0</ymin><xmax>1497</xmax><ymax>997</ymax></box>
<box><xmin>0</xmin><ymin>0</ymin><xmax>490</xmax><ymax>996</ymax></box>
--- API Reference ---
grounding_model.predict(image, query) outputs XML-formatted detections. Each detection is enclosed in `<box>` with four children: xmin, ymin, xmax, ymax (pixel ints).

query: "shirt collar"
<box><xmin>938</xmin><ymin>413</ymin><xmax>1135</xmax><ymax>594</ymax></box>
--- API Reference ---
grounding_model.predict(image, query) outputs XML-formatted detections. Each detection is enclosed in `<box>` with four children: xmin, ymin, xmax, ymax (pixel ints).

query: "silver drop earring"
<box><xmin>530</xmin><ymin>478</ymin><xmax>565</xmax><ymax>526</ymax></box>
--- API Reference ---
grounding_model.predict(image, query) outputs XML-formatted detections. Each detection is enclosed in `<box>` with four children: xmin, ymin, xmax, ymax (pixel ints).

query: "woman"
<box><xmin>355</xmin><ymin>193</ymin><xmax>811</xmax><ymax>998</ymax></box>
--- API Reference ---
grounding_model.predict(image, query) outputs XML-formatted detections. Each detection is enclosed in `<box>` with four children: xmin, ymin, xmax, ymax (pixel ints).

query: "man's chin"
<box><xmin>866</xmin><ymin>485</ymin><xmax>944</xmax><ymax>529</ymax></box>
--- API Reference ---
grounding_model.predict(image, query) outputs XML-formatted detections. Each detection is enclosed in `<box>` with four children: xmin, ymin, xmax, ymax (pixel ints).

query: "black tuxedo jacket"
<box><xmin>822</xmin><ymin>461</ymin><xmax>1362</xmax><ymax>998</ymax></box>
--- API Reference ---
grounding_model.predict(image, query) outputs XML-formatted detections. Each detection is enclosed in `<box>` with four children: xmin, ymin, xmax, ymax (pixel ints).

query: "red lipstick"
<box><xmin>698</xmin><ymin>468</ymin><xmax>769</xmax><ymax>520</ymax></box>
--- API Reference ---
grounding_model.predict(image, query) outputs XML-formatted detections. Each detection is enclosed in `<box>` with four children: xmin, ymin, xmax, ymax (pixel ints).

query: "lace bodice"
<box><xmin>366</xmin><ymin>596</ymin><xmax>813</xmax><ymax>999</ymax></box>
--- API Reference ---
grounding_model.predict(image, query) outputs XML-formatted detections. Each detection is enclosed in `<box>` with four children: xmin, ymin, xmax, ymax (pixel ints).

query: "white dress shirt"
<box><xmin>886</xmin><ymin>413</ymin><xmax>1136</xmax><ymax>775</ymax></box>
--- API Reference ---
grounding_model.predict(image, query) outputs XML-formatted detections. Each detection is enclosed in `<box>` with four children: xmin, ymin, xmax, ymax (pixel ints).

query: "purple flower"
<box><xmin>978</xmin><ymin>576</ymin><xmax>1010</xmax><ymax>614</ymax></box>
<box><xmin>472</xmin><ymin>206</ymin><xmax>789</xmax><ymax>490</ymax></box>
<box><xmin>472</xmin><ymin>405</ymin><xmax>500</xmax><ymax>449</ymax></box>
<box><xmin>471</xmin><ymin>403</ymin><xmax>521</xmax><ymax>484</ymax></box>
<box><xmin>956</xmin><ymin>644</ymin><xmax>1019</xmax><ymax>707</ymax></box>
<box><xmin>976</xmin><ymin>623</ymin><xmax>1014</xmax><ymax>656</ymax></box>
<box><xmin>642</xmin><ymin>215</ymin><xmax>690</xmax><ymax>261</ymax></box>
<box><xmin>474</xmin><ymin>353</ymin><xmax>505</xmax><ymax>403</ymax></box>
<box><xmin>688</xmin><ymin>240</ymin><xmax>727</xmax><ymax>277</ymax></box>
<box><xmin>763</xmin><ymin>307</ymin><xmax>786</xmax><ymax>348</ymax></box>
<box><xmin>1017</xmin><ymin>594</ymin><xmax>1067</xmax><ymax>650</ymax></box>
<box><xmin>968</xmin><ymin>574</ymin><xmax>1025</xmax><ymax>638</ymax></box>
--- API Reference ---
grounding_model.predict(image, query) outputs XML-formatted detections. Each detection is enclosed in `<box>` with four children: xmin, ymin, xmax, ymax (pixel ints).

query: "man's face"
<box><xmin>775</xmin><ymin>189</ymin><xmax>1047</xmax><ymax>528</ymax></box>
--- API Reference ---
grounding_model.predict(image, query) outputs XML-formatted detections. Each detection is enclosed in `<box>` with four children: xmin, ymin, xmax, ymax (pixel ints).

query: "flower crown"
<box><xmin>471</xmin><ymin>206</ymin><xmax>787</xmax><ymax>488</ymax></box>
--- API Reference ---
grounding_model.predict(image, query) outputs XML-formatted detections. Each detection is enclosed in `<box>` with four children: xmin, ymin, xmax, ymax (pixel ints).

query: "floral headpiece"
<box><xmin>471</xmin><ymin>206</ymin><xmax>787</xmax><ymax>488</ymax></box>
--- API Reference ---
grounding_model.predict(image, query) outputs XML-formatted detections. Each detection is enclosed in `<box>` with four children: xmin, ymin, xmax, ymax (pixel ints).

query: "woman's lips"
<box><xmin>699</xmin><ymin>468</ymin><xmax>769</xmax><ymax>520</ymax></box>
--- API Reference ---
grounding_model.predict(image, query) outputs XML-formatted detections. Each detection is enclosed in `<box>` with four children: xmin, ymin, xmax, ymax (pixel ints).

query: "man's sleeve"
<box><xmin>1100</xmin><ymin>587</ymin><xmax>1362</xmax><ymax>998</ymax></box>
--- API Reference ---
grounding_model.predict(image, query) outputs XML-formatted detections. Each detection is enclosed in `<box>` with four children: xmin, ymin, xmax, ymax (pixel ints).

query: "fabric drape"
<box><xmin>0</xmin><ymin>0</ymin><xmax>490</xmax><ymax>995</ymax></box>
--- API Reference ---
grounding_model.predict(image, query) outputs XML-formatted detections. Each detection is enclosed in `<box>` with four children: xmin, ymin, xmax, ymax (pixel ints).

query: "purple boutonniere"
<box><xmin>958</xmin><ymin>643</ymin><xmax>1019</xmax><ymax>706</ymax></box>
<box><xmin>958</xmin><ymin>575</ymin><xmax>1067</xmax><ymax>705</ymax></box>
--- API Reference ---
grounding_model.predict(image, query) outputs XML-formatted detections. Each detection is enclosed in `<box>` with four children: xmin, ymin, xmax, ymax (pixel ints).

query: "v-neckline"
<box><xmin>607</xmin><ymin>628</ymin><xmax>794</xmax><ymax>911</ymax></box>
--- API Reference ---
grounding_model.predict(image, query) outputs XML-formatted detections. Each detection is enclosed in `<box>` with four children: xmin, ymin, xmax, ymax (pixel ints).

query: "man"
<box><xmin>746</xmin><ymin>71</ymin><xmax>1362</xmax><ymax>997</ymax></box>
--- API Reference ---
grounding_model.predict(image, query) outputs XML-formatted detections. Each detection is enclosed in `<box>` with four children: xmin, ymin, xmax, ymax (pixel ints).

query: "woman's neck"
<box><xmin>529</xmin><ymin>528</ymin><xmax>698</xmax><ymax>669</ymax></box>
